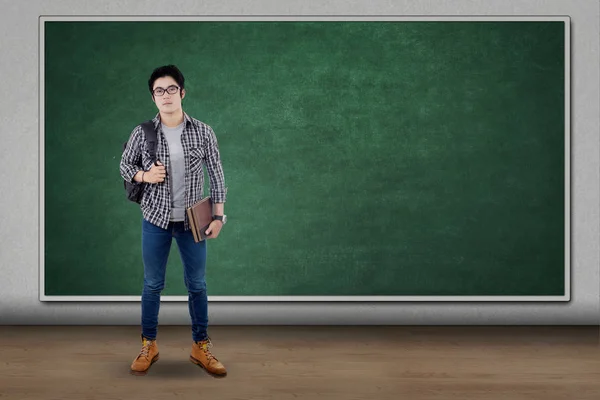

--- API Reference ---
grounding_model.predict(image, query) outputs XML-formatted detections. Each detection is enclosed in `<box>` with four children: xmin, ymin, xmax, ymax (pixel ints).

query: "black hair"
<box><xmin>148</xmin><ymin>65</ymin><xmax>185</xmax><ymax>95</ymax></box>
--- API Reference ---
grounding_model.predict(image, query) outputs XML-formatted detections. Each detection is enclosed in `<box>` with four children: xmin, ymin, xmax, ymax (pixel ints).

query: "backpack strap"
<box><xmin>140</xmin><ymin>120</ymin><xmax>158</xmax><ymax>165</ymax></box>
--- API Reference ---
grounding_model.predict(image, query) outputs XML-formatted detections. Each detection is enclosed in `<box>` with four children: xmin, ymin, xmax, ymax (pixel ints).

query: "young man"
<box><xmin>120</xmin><ymin>65</ymin><xmax>228</xmax><ymax>377</ymax></box>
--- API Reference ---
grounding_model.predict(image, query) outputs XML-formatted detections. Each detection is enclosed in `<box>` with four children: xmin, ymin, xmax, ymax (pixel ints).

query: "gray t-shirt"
<box><xmin>161</xmin><ymin>122</ymin><xmax>186</xmax><ymax>221</ymax></box>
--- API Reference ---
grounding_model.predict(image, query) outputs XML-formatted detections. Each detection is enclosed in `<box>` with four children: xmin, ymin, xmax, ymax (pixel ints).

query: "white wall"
<box><xmin>0</xmin><ymin>0</ymin><xmax>598</xmax><ymax>325</ymax></box>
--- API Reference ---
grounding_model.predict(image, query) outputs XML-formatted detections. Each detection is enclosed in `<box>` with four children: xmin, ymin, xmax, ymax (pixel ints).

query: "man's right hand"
<box><xmin>144</xmin><ymin>160</ymin><xmax>166</xmax><ymax>183</ymax></box>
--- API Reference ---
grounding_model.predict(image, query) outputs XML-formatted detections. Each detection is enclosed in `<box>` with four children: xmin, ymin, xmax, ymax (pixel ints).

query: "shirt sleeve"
<box><xmin>120</xmin><ymin>126</ymin><xmax>143</xmax><ymax>184</ymax></box>
<box><xmin>203</xmin><ymin>125</ymin><xmax>227</xmax><ymax>203</ymax></box>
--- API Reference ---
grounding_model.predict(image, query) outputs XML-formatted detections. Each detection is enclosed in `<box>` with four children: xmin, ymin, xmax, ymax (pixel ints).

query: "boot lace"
<box><xmin>138</xmin><ymin>339</ymin><xmax>152</xmax><ymax>359</ymax></box>
<box><xmin>198</xmin><ymin>338</ymin><xmax>218</xmax><ymax>362</ymax></box>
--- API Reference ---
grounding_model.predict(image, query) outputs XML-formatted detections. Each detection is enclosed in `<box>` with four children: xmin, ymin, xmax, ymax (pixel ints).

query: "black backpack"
<box><xmin>123</xmin><ymin>120</ymin><xmax>158</xmax><ymax>204</ymax></box>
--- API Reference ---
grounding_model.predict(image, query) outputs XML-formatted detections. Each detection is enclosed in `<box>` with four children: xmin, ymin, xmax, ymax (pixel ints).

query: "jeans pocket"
<box><xmin>142</xmin><ymin>218</ymin><xmax>165</xmax><ymax>233</ymax></box>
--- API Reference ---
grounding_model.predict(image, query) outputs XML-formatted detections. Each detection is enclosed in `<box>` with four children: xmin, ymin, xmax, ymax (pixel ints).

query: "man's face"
<box><xmin>151</xmin><ymin>76</ymin><xmax>185</xmax><ymax>114</ymax></box>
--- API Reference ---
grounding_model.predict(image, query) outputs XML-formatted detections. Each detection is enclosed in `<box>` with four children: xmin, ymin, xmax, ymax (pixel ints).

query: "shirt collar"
<box><xmin>152</xmin><ymin>111</ymin><xmax>192</xmax><ymax>130</ymax></box>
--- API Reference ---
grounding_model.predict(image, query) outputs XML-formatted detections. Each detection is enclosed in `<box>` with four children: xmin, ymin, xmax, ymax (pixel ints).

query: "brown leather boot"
<box><xmin>190</xmin><ymin>338</ymin><xmax>227</xmax><ymax>377</ymax></box>
<box><xmin>130</xmin><ymin>335</ymin><xmax>159</xmax><ymax>376</ymax></box>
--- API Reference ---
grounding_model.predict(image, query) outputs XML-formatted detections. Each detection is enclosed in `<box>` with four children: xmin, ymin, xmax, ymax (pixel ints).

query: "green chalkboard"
<box><xmin>42</xmin><ymin>20</ymin><xmax>567</xmax><ymax>298</ymax></box>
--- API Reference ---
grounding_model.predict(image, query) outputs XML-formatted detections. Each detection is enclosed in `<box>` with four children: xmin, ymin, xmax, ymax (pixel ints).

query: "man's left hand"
<box><xmin>205</xmin><ymin>220</ymin><xmax>223</xmax><ymax>239</ymax></box>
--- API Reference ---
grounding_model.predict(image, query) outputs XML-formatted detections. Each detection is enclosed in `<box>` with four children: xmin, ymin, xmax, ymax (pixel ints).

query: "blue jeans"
<box><xmin>141</xmin><ymin>218</ymin><xmax>208</xmax><ymax>342</ymax></box>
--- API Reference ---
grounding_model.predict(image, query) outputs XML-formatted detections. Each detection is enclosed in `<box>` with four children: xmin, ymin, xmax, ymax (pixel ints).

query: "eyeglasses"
<box><xmin>152</xmin><ymin>85</ymin><xmax>180</xmax><ymax>96</ymax></box>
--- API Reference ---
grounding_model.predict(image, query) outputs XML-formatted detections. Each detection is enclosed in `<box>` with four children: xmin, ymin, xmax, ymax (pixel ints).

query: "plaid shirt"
<box><xmin>120</xmin><ymin>112</ymin><xmax>227</xmax><ymax>231</ymax></box>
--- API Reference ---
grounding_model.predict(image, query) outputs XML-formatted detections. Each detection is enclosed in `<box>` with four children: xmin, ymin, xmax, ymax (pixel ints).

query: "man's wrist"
<box><xmin>212</xmin><ymin>214</ymin><xmax>226</xmax><ymax>224</ymax></box>
<box><xmin>133</xmin><ymin>170</ymin><xmax>145</xmax><ymax>183</ymax></box>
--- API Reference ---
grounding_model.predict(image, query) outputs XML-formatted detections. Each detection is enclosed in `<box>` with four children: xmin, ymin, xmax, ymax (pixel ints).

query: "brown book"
<box><xmin>186</xmin><ymin>196</ymin><xmax>213</xmax><ymax>242</ymax></box>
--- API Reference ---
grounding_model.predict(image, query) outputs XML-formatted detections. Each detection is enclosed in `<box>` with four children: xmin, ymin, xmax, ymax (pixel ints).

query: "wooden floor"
<box><xmin>0</xmin><ymin>326</ymin><xmax>598</xmax><ymax>399</ymax></box>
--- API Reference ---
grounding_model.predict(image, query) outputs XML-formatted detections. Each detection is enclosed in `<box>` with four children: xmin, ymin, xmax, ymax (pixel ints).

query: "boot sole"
<box><xmin>189</xmin><ymin>355</ymin><xmax>227</xmax><ymax>378</ymax></box>
<box><xmin>130</xmin><ymin>353</ymin><xmax>160</xmax><ymax>376</ymax></box>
